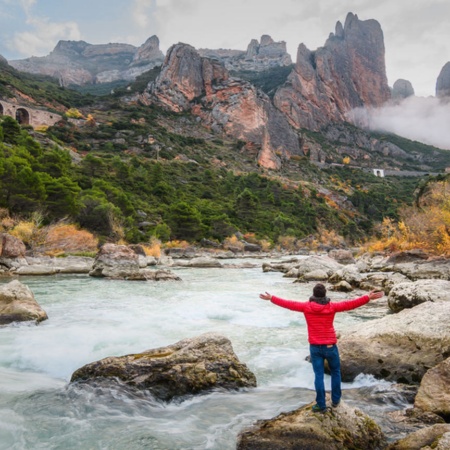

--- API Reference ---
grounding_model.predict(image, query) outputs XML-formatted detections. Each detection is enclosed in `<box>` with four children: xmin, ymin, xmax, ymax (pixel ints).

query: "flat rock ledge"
<box><xmin>70</xmin><ymin>332</ymin><xmax>256</xmax><ymax>401</ymax></box>
<box><xmin>237</xmin><ymin>399</ymin><xmax>386</xmax><ymax>450</ymax></box>
<box><xmin>338</xmin><ymin>302</ymin><xmax>450</xmax><ymax>384</ymax></box>
<box><xmin>386</xmin><ymin>424</ymin><xmax>450</xmax><ymax>450</ymax></box>
<box><xmin>0</xmin><ymin>280</ymin><xmax>48</xmax><ymax>325</ymax></box>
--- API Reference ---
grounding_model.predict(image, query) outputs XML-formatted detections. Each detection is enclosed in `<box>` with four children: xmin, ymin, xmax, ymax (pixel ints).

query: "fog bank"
<box><xmin>348</xmin><ymin>96</ymin><xmax>450</xmax><ymax>150</ymax></box>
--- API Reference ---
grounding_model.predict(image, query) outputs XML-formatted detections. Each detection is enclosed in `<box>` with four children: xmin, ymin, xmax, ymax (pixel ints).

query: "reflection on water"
<box><xmin>0</xmin><ymin>264</ymin><xmax>409</xmax><ymax>449</ymax></box>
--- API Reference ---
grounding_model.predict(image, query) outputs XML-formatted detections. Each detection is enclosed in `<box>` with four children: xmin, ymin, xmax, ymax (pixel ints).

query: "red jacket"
<box><xmin>270</xmin><ymin>295</ymin><xmax>370</xmax><ymax>345</ymax></box>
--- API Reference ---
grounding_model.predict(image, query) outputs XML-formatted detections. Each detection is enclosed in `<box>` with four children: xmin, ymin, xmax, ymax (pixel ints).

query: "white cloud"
<box><xmin>7</xmin><ymin>1</ymin><xmax>81</xmax><ymax>57</ymax></box>
<box><xmin>349</xmin><ymin>96</ymin><xmax>450</xmax><ymax>150</ymax></box>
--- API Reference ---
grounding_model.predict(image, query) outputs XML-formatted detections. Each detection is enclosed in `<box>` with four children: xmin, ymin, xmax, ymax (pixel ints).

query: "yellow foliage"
<box><xmin>342</xmin><ymin>156</ymin><xmax>351</xmax><ymax>164</ymax></box>
<box><xmin>34</xmin><ymin>125</ymin><xmax>49</xmax><ymax>133</ymax></box>
<box><xmin>10</xmin><ymin>221</ymin><xmax>38</xmax><ymax>245</ymax></box>
<box><xmin>164</xmin><ymin>240</ymin><xmax>190</xmax><ymax>249</ymax></box>
<box><xmin>65</xmin><ymin>108</ymin><xmax>84</xmax><ymax>119</ymax></box>
<box><xmin>43</xmin><ymin>223</ymin><xmax>98</xmax><ymax>254</ymax></box>
<box><xmin>143</xmin><ymin>238</ymin><xmax>161</xmax><ymax>258</ymax></box>
<box><xmin>223</xmin><ymin>235</ymin><xmax>245</xmax><ymax>251</ymax></box>
<box><xmin>277</xmin><ymin>235</ymin><xmax>297</xmax><ymax>251</ymax></box>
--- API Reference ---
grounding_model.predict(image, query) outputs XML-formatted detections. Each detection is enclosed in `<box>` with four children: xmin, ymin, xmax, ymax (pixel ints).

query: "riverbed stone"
<box><xmin>70</xmin><ymin>333</ymin><xmax>256</xmax><ymax>401</ymax></box>
<box><xmin>237</xmin><ymin>399</ymin><xmax>386</xmax><ymax>450</ymax></box>
<box><xmin>338</xmin><ymin>301</ymin><xmax>450</xmax><ymax>384</ymax></box>
<box><xmin>414</xmin><ymin>357</ymin><xmax>450</xmax><ymax>420</ymax></box>
<box><xmin>328</xmin><ymin>249</ymin><xmax>355</xmax><ymax>265</ymax></box>
<box><xmin>0</xmin><ymin>280</ymin><xmax>48</xmax><ymax>324</ymax></box>
<box><xmin>387</xmin><ymin>279</ymin><xmax>450</xmax><ymax>312</ymax></box>
<box><xmin>127</xmin><ymin>269</ymin><xmax>181</xmax><ymax>281</ymax></box>
<box><xmin>386</xmin><ymin>424</ymin><xmax>450</xmax><ymax>450</ymax></box>
<box><xmin>89</xmin><ymin>243</ymin><xmax>140</xmax><ymax>278</ymax></box>
<box><xmin>0</xmin><ymin>233</ymin><xmax>26</xmax><ymax>258</ymax></box>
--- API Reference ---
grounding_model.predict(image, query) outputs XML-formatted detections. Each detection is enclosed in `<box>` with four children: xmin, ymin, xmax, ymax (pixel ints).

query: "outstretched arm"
<box><xmin>259</xmin><ymin>292</ymin><xmax>307</xmax><ymax>312</ymax></box>
<box><xmin>333</xmin><ymin>290</ymin><xmax>384</xmax><ymax>312</ymax></box>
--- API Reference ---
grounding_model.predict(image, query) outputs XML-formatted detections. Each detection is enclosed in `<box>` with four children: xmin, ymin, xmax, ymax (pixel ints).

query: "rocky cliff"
<box><xmin>147</xmin><ymin>43</ymin><xmax>300</xmax><ymax>169</ymax></box>
<box><xmin>436</xmin><ymin>61</ymin><xmax>450</xmax><ymax>98</ymax></box>
<box><xmin>274</xmin><ymin>12</ymin><xmax>391</xmax><ymax>131</ymax></box>
<box><xmin>392</xmin><ymin>79</ymin><xmax>415</xmax><ymax>100</ymax></box>
<box><xmin>9</xmin><ymin>36</ymin><xmax>164</xmax><ymax>86</ymax></box>
<box><xmin>199</xmin><ymin>35</ymin><xmax>292</xmax><ymax>72</ymax></box>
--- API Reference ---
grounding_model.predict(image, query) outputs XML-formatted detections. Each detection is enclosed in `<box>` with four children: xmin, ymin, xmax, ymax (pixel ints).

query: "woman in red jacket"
<box><xmin>259</xmin><ymin>283</ymin><xmax>383</xmax><ymax>413</ymax></box>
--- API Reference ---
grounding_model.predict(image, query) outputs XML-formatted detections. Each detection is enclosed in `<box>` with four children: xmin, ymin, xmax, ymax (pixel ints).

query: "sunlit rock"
<box><xmin>0</xmin><ymin>280</ymin><xmax>48</xmax><ymax>324</ymax></box>
<box><xmin>71</xmin><ymin>333</ymin><xmax>256</xmax><ymax>401</ymax></box>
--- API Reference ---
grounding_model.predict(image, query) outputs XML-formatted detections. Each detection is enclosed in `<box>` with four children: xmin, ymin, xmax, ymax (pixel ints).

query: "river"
<box><xmin>0</xmin><ymin>259</ymin><xmax>410</xmax><ymax>449</ymax></box>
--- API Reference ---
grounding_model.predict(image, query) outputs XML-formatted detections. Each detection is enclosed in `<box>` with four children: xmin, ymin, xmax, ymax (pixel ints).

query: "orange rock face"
<box><xmin>274</xmin><ymin>13</ymin><xmax>391</xmax><ymax>131</ymax></box>
<box><xmin>149</xmin><ymin>43</ymin><xmax>300</xmax><ymax>169</ymax></box>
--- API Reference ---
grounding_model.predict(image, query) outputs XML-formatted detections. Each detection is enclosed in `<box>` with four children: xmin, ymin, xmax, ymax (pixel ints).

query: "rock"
<box><xmin>386</xmin><ymin>424</ymin><xmax>450</xmax><ymax>450</ymax></box>
<box><xmin>0</xmin><ymin>280</ymin><xmax>48</xmax><ymax>324</ymax></box>
<box><xmin>187</xmin><ymin>257</ymin><xmax>222</xmax><ymax>268</ymax></box>
<box><xmin>436</xmin><ymin>61</ymin><xmax>450</xmax><ymax>98</ymax></box>
<box><xmin>384</xmin><ymin>250</ymin><xmax>430</xmax><ymax>265</ymax></box>
<box><xmin>0</xmin><ymin>233</ymin><xmax>26</xmax><ymax>258</ymax></box>
<box><xmin>388</xmin><ymin>279</ymin><xmax>450</xmax><ymax>312</ymax></box>
<box><xmin>269</xmin><ymin>255</ymin><xmax>343</xmax><ymax>279</ymax></box>
<box><xmin>237</xmin><ymin>399</ymin><xmax>386</xmax><ymax>450</ymax></box>
<box><xmin>331</xmin><ymin>281</ymin><xmax>353</xmax><ymax>292</ymax></box>
<box><xmin>389</xmin><ymin>259</ymin><xmax>450</xmax><ymax>280</ymax></box>
<box><xmin>303</xmin><ymin>269</ymin><xmax>330</xmax><ymax>281</ymax></box>
<box><xmin>89</xmin><ymin>244</ymin><xmax>140</xmax><ymax>278</ymax></box>
<box><xmin>127</xmin><ymin>269</ymin><xmax>181</xmax><ymax>281</ymax></box>
<box><xmin>392</xmin><ymin>79</ymin><xmax>415</xmax><ymax>99</ymax></box>
<box><xmin>414</xmin><ymin>357</ymin><xmax>450</xmax><ymax>419</ymax></box>
<box><xmin>274</xmin><ymin>12</ymin><xmax>390</xmax><ymax>131</ymax></box>
<box><xmin>338</xmin><ymin>302</ymin><xmax>450</xmax><ymax>384</ymax></box>
<box><xmin>15</xmin><ymin>266</ymin><xmax>58</xmax><ymax>276</ymax></box>
<box><xmin>70</xmin><ymin>333</ymin><xmax>256</xmax><ymax>401</ymax></box>
<box><xmin>243</xmin><ymin>243</ymin><xmax>261</xmax><ymax>253</ymax></box>
<box><xmin>148</xmin><ymin>43</ymin><xmax>301</xmax><ymax>169</ymax></box>
<box><xmin>328</xmin><ymin>264</ymin><xmax>363</xmax><ymax>286</ymax></box>
<box><xmin>328</xmin><ymin>249</ymin><xmax>355</xmax><ymax>265</ymax></box>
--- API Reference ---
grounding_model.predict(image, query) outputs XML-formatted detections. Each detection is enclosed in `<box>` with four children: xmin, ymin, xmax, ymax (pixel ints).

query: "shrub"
<box><xmin>41</xmin><ymin>223</ymin><xmax>98</xmax><ymax>255</ymax></box>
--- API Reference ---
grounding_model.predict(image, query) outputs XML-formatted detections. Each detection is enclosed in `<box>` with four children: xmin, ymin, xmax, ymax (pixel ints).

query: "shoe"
<box><xmin>311</xmin><ymin>404</ymin><xmax>327</xmax><ymax>413</ymax></box>
<box><xmin>332</xmin><ymin>401</ymin><xmax>340</xmax><ymax>408</ymax></box>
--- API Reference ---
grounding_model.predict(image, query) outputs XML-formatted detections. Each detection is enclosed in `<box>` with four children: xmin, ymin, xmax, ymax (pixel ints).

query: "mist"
<box><xmin>348</xmin><ymin>96</ymin><xmax>450</xmax><ymax>150</ymax></box>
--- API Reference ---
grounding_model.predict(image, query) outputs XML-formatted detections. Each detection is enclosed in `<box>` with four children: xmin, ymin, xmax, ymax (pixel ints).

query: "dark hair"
<box><xmin>313</xmin><ymin>283</ymin><xmax>327</xmax><ymax>298</ymax></box>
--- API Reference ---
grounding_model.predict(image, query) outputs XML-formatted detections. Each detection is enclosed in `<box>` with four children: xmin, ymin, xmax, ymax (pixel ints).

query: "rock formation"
<box><xmin>0</xmin><ymin>280</ymin><xmax>48</xmax><ymax>324</ymax></box>
<box><xmin>274</xmin><ymin>12</ymin><xmax>391</xmax><ymax>130</ymax></box>
<box><xmin>436</xmin><ymin>61</ymin><xmax>450</xmax><ymax>98</ymax></box>
<box><xmin>237</xmin><ymin>399</ymin><xmax>386</xmax><ymax>450</ymax></box>
<box><xmin>147</xmin><ymin>43</ymin><xmax>301</xmax><ymax>169</ymax></box>
<box><xmin>9</xmin><ymin>36</ymin><xmax>164</xmax><ymax>86</ymax></box>
<box><xmin>392</xmin><ymin>79</ymin><xmax>415</xmax><ymax>100</ymax></box>
<box><xmin>337</xmin><ymin>301</ymin><xmax>450</xmax><ymax>384</ymax></box>
<box><xmin>387</xmin><ymin>279</ymin><xmax>450</xmax><ymax>312</ymax></box>
<box><xmin>199</xmin><ymin>35</ymin><xmax>292</xmax><ymax>72</ymax></box>
<box><xmin>71</xmin><ymin>333</ymin><xmax>256</xmax><ymax>401</ymax></box>
<box><xmin>414</xmin><ymin>357</ymin><xmax>450</xmax><ymax>419</ymax></box>
<box><xmin>386</xmin><ymin>424</ymin><xmax>450</xmax><ymax>450</ymax></box>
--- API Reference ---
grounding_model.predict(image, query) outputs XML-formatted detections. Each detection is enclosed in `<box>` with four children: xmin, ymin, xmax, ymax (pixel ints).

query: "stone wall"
<box><xmin>0</xmin><ymin>99</ymin><xmax>62</xmax><ymax>128</ymax></box>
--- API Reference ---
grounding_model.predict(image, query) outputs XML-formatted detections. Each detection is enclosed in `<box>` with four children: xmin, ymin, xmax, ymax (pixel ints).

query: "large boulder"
<box><xmin>338</xmin><ymin>302</ymin><xmax>450</xmax><ymax>384</ymax></box>
<box><xmin>414</xmin><ymin>357</ymin><xmax>450</xmax><ymax>419</ymax></box>
<box><xmin>237</xmin><ymin>399</ymin><xmax>386</xmax><ymax>450</ymax></box>
<box><xmin>89</xmin><ymin>244</ymin><xmax>140</xmax><ymax>278</ymax></box>
<box><xmin>386</xmin><ymin>424</ymin><xmax>450</xmax><ymax>450</ymax></box>
<box><xmin>388</xmin><ymin>279</ymin><xmax>450</xmax><ymax>312</ymax></box>
<box><xmin>0</xmin><ymin>233</ymin><xmax>26</xmax><ymax>258</ymax></box>
<box><xmin>0</xmin><ymin>280</ymin><xmax>48</xmax><ymax>324</ymax></box>
<box><xmin>70</xmin><ymin>333</ymin><xmax>256</xmax><ymax>401</ymax></box>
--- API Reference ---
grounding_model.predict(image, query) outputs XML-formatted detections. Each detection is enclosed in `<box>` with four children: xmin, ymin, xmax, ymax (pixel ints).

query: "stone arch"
<box><xmin>15</xmin><ymin>107</ymin><xmax>30</xmax><ymax>125</ymax></box>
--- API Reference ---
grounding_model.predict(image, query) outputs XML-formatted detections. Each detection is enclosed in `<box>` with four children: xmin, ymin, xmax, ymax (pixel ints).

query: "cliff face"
<box><xmin>198</xmin><ymin>35</ymin><xmax>292</xmax><ymax>72</ymax></box>
<box><xmin>9</xmin><ymin>37</ymin><xmax>164</xmax><ymax>86</ymax></box>
<box><xmin>148</xmin><ymin>43</ymin><xmax>300</xmax><ymax>169</ymax></box>
<box><xmin>436</xmin><ymin>62</ymin><xmax>450</xmax><ymax>98</ymax></box>
<box><xmin>274</xmin><ymin>13</ymin><xmax>391</xmax><ymax>130</ymax></box>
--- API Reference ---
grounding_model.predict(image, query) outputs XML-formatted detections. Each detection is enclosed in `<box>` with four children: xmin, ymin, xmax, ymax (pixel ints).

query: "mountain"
<box><xmin>145</xmin><ymin>43</ymin><xmax>300</xmax><ymax>169</ymax></box>
<box><xmin>198</xmin><ymin>35</ymin><xmax>292</xmax><ymax>72</ymax></box>
<box><xmin>436</xmin><ymin>61</ymin><xmax>450</xmax><ymax>97</ymax></box>
<box><xmin>9</xmin><ymin>36</ymin><xmax>164</xmax><ymax>87</ymax></box>
<box><xmin>274</xmin><ymin>12</ymin><xmax>391</xmax><ymax>130</ymax></box>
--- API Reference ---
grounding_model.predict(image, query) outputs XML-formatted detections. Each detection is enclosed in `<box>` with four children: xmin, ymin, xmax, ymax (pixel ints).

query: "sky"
<box><xmin>0</xmin><ymin>0</ymin><xmax>449</xmax><ymax>98</ymax></box>
<box><xmin>0</xmin><ymin>0</ymin><xmax>449</xmax><ymax>150</ymax></box>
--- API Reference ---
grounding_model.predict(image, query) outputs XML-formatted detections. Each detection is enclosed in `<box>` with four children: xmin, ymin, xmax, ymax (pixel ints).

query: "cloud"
<box><xmin>348</xmin><ymin>96</ymin><xmax>450</xmax><ymax>150</ymax></box>
<box><xmin>6</xmin><ymin>0</ymin><xmax>81</xmax><ymax>57</ymax></box>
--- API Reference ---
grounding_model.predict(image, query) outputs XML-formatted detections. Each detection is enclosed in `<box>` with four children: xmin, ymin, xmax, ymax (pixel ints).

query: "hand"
<box><xmin>259</xmin><ymin>292</ymin><xmax>272</xmax><ymax>301</ymax></box>
<box><xmin>368</xmin><ymin>290</ymin><xmax>384</xmax><ymax>300</ymax></box>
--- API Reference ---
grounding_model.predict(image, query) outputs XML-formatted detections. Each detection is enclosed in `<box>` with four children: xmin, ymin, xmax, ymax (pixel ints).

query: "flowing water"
<box><xmin>0</xmin><ymin>259</ymin><xmax>411</xmax><ymax>449</ymax></box>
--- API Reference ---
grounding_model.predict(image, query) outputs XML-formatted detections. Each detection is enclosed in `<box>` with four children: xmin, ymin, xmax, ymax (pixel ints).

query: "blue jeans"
<box><xmin>309</xmin><ymin>344</ymin><xmax>341</xmax><ymax>409</ymax></box>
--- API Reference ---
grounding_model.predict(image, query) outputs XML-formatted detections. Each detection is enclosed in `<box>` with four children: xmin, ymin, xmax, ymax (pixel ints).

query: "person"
<box><xmin>259</xmin><ymin>283</ymin><xmax>383</xmax><ymax>413</ymax></box>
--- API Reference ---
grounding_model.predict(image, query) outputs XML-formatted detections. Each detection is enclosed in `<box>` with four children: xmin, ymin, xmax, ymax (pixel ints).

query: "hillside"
<box><xmin>2</xmin><ymin>58</ymin><xmax>449</xmax><ymax>249</ymax></box>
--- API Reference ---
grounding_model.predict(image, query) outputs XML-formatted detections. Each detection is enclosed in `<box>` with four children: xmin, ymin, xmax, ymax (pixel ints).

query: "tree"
<box><xmin>166</xmin><ymin>201</ymin><xmax>203</xmax><ymax>241</ymax></box>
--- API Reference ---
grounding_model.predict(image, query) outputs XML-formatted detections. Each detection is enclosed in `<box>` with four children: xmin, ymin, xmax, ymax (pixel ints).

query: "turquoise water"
<box><xmin>0</xmin><ymin>262</ymin><xmax>399</xmax><ymax>449</ymax></box>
